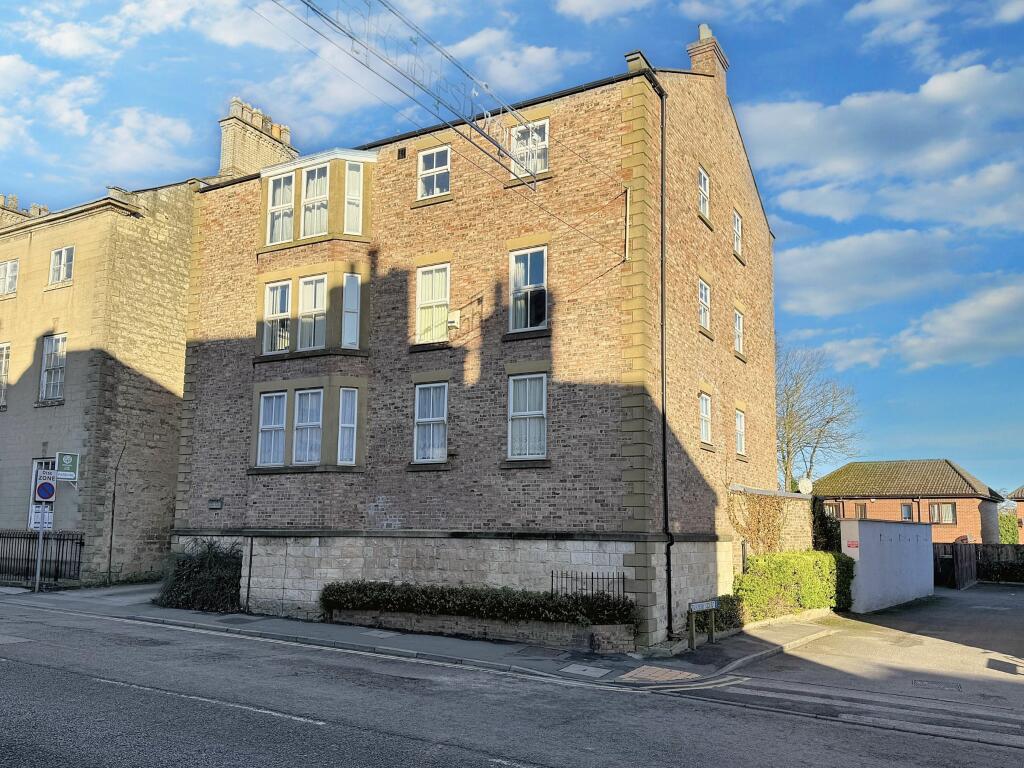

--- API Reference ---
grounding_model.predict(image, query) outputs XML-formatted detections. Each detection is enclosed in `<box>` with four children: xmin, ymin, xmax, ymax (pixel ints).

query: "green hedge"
<box><xmin>999</xmin><ymin>512</ymin><xmax>1019</xmax><ymax>545</ymax></box>
<box><xmin>153</xmin><ymin>538</ymin><xmax>242</xmax><ymax>613</ymax></box>
<box><xmin>320</xmin><ymin>580</ymin><xmax>639</xmax><ymax>628</ymax></box>
<box><xmin>689</xmin><ymin>551</ymin><xmax>854</xmax><ymax>630</ymax></box>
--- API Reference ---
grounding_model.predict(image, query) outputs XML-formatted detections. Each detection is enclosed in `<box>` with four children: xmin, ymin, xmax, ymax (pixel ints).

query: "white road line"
<box><xmin>93</xmin><ymin>678</ymin><xmax>327</xmax><ymax>726</ymax></box>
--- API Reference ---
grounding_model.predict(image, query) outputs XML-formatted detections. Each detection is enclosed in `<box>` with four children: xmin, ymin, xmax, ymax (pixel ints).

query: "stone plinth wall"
<box><xmin>330</xmin><ymin>609</ymin><xmax>635</xmax><ymax>653</ymax></box>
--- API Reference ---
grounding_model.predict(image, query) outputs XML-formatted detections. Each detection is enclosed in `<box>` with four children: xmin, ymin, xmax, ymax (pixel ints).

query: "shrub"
<box><xmin>153</xmin><ymin>538</ymin><xmax>242</xmax><ymax>613</ymax></box>
<box><xmin>319</xmin><ymin>580</ymin><xmax>639</xmax><ymax>628</ymax></box>
<box><xmin>734</xmin><ymin>551</ymin><xmax>853</xmax><ymax>622</ymax></box>
<box><xmin>812</xmin><ymin>497</ymin><xmax>841</xmax><ymax>552</ymax></box>
<box><xmin>999</xmin><ymin>512</ymin><xmax>1020</xmax><ymax>545</ymax></box>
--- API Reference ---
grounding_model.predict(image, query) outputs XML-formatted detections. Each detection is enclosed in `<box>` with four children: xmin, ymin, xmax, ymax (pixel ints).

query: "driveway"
<box><xmin>740</xmin><ymin>583</ymin><xmax>1024</xmax><ymax>709</ymax></box>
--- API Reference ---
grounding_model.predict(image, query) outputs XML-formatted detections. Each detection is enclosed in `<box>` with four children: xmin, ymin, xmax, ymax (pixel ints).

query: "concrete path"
<box><xmin>0</xmin><ymin>588</ymin><xmax>1019</xmax><ymax>765</ymax></box>
<box><xmin>0</xmin><ymin>583</ymin><xmax>828</xmax><ymax>684</ymax></box>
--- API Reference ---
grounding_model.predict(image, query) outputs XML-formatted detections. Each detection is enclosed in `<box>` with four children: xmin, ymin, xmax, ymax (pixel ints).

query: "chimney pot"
<box><xmin>699</xmin><ymin>23</ymin><xmax>713</xmax><ymax>40</ymax></box>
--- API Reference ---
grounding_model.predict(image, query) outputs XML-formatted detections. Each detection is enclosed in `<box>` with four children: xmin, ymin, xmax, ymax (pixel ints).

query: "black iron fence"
<box><xmin>0</xmin><ymin>530</ymin><xmax>84</xmax><ymax>583</ymax></box>
<box><xmin>550</xmin><ymin>570</ymin><xmax>626</xmax><ymax>598</ymax></box>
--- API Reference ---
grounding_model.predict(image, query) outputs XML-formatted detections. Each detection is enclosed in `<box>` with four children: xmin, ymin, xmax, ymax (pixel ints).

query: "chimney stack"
<box><xmin>218</xmin><ymin>96</ymin><xmax>298</xmax><ymax>179</ymax></box>
<box><xmin>687</xmin><ymin>24</ymin><xmax>729</xmax><ymax>88</ymax></box>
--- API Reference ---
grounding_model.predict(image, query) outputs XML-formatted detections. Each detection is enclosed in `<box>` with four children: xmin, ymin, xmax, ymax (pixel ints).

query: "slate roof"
<box><xmin>814</xmin><ymin>460</ymin><xmax>1003</xmax><ymax>502</ymax></box>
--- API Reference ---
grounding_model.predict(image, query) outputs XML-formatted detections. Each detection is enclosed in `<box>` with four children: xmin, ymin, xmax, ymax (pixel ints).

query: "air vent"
<box><xmin>397</xmin><ymin>147</ymin><xmax>407</xmax><ymax>160</ymax></box>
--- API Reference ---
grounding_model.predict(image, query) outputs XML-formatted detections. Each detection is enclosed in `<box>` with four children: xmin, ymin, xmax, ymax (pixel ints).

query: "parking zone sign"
<box><xmin>34</xmin><ymin>469</ymin><xmax>58</xmax><ymax>503</ymax></box>
<box><xmin>55</xmin><ymin>452</ymin><xmax>80</xmax><ymax>481</ymax></box>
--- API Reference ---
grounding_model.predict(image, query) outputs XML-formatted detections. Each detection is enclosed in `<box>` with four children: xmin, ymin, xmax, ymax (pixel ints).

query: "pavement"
<box><xmin>1</xmin><ymin>584</ymin><xmax>1021</xmax><ymax>766</ymax></box>
<box><xmin>0</xmin><ymin>583</ymin><xmax>830</xmax><ymax>685</ymax></box>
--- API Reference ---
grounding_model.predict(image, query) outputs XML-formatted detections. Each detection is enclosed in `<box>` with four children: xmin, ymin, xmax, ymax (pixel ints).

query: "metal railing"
<box><xmin>550</xmin><ymin>570</ymin><xmax>626</xmax><ymax>598</ymax></box>
<box><xmin>0</xmin><ymin>530</ymin><xmax>84</xmax><ymax>583</ymax></box>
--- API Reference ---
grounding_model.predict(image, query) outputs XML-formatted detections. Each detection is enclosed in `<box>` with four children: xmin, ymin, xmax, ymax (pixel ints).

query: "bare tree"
<box><xmin>776</xmin><ymin>344</ymin><xmax>860</xmax><ymax>490</ymax></box>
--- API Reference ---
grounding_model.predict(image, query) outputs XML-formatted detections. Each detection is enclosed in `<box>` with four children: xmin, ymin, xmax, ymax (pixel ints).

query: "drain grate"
<box><xmin>913</xmin><ymin>679</ymin><xmax>962</xmax><ymax>692</ymax></box>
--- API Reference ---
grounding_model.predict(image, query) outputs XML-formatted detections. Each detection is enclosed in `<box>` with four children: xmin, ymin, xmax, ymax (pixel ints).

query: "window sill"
<box><xmin>699</xmin><ymin>442</ymin><xmax>716</xmax><ymax>453</ymax></box>
<box><xmin>500</xmin><ymin>459</ymin><xmax>551</xmax><ymax>469</ymax></box>
<box><xmin>409</xmin><ymin>341</ymin><xmax>452</xmax><ymax>353</ymax></box>
<box><xmin>411</xmin><ymin>193</ymin><xmax>453</xmax><ymax>209</ymax></box>
<box><xmin>734</xmin><ymin>250</ymin><xmax>746</xmax><ymax>266</ymax></box>
<box><xmin>734</xmin><ymin>350</ymin><xmax>747</xmax><ymax>363</ymax></box>
<box><xmin>254</xmin><ymin>347</ymin><xmax>369</xmax><ymax>363</ymax></box>
<box><xmin>699</xmin><ymin>326</ymin><xmax>714</xmax><ymax>341</ymax></box>
<box><xmin>256</xmin><ymin>233</ymin><xmax>371</xmax><ymax>257</ymax></box>
<box><xmin>247</xmin><ymin>465</ymin><xmax>366</xmax><ymax>475</ymax></box>
<box><xmin>0</xmin><ymin>293</ymin><xmax>15</xmax><ymax>302</ymax></box>
<box><xmin>502</xmin><ymin>328</ymin><xmax>551</xmax><ymax>342</ymax></box>
<box><xmin>407</xmin><ymin>461</ymin><xmax>451</xmax><ymax>472</ymax></box>
<box><xmin>35</xmin><ymin>399</ymin><xmax>65</xmax><ymax>408</ymax></box>
<box><xmin>504</xmin><ymin>170</ymin><xmax>554</xmax><ymax>189</ymax></box>
<box><xmin>736</xmin><ymin>454</ymin><xmax>748</xmax><ymax>463</ymax></box>
<box><xmin>698</xmin><ymin>213</ymin><xmax>714</xmax><ymax>231</ymax></box>
<box><xmin>43</xmin><ymin>281</ymin><xmax>73</xmax><ymax>293</ymax></box>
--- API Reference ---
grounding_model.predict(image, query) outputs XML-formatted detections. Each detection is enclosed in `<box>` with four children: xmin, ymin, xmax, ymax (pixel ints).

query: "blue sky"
<box><xmin>1</xmin><ymin>0</ymin><xmax>1022</xmax><ymax>490</ymax></box>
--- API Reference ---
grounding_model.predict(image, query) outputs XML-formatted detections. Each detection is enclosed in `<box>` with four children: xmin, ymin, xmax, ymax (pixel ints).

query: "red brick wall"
<box><xmin>824</xmin><ymin>497</ymin><xmax>990</xmax><ymax>543</ymax></box>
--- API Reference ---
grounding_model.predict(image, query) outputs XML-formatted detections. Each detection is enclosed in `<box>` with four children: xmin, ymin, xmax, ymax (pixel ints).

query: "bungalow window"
<box><xmin>0</xmin><ymin>259</ymin><xmax>18</xmax><ymax>295</ymax></box>
<box><xmin>292</xmin><ymin>389</ymin><xmax>323</xmax><ymax>465</ymax></box>
<box><xmin>413</xmin><ymin>382</ymin><xmax>448</xmax><ymax>463</ymax></box>
<box><xmin>929</xmin><ymin>502</ymin><xmax>956</xmax><ymax>524</ymax></box>
<box><xmin>257</xmin><ymin>392</ymin><xmax>286</xmax><ymax>466</ymax></box>
<box><xmin>508</xmin><ymin>374</ymin><xmax>547</xmax><ymax>459</ymax></box>
<box><xmin>510</xmin><ymin>119</ymin><xmax>549</xmax><ymax>177</ymax></box>
<box><xmin>344</xmin><ymin>162</ymin><xmax>363</xmax><ymax>235</ymax></box>
<box><xmin>901</xmin><ymin>503</ymin><xmax>913</xmax><ymax>521</ymax></box>
<box><xmin>417</xmin><ymin>146</ymin><xmax>450</xmax><ymax>200</ymax></box>
<box><xmin>855</xmin><ymin>503</ymin><xmax>867</xmax><ymax>520</ymax></box>
<box><xmin>263</xmin><ymin>281</ymin><xmax>291</xmax><ymax>354</ymax></box>
<box><xmin>301</xmin><ymin>165</ymin><xmax>329</xmax><ymax>238</ymax></box>
<box><xmin>267</xmin><ymin>174</ymin><xmax>294</xmax><ymax>244</ymax></box>
<box><xmin>337</xmin><ymin>387</ymin><xmax>358</xmax><ymax>465</ymax></box>
<box><xmin>824</xmin><ymin>502</ymin><xmax>840</xmax><ymax>519</ymax></box>
<box><xmin>49</xmin><ymin>246</ymin><xmax>74</xmax><ymax>284</ymax></box>
<box><xmin>509</xmin><ymin>247</ymin><xmax>547</xmax><ymax>332</ymax></box>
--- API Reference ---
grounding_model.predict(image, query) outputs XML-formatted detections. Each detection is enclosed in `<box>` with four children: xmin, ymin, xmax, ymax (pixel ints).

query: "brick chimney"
<box><xmin>217</xmin><ymin>97</ymin><xmax>298</xmax><ymax>179</ymax></box>
<box><xmin>687</xmin><ymin>23</ymin><xmax>729</xmax><ymax>89</ymax></box>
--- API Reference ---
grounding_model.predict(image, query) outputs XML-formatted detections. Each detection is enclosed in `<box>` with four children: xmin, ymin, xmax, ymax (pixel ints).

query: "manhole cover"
<box><xmin>913</xmin><ymin>679</ymin><xmax>962</xmax><ymax>692</ymax></box>
<box><xmin>560</xmin><ymin>664</ymin><xmax>611</xmax><ymax>678</ymax></box>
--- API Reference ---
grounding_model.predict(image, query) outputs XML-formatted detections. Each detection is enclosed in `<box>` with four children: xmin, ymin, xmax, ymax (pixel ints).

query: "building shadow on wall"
<box><xmin>0</xmin><ymin>329</ymin><xmax>181</xmax><ymax>582</ymax></box>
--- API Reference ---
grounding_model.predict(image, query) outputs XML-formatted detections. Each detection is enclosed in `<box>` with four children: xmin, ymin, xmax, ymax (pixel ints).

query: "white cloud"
<box><xmin>35</xmin><ymin>77</ymin><xmax>101</xmax><ymax>136</ymax></box>
<box><xmin>677</xmin><ymin>0</ymin><xmax>816</xmax><ymax>21</ymax></box>
<box><xmin>777</xmin><ymin>184</ymin><xmax>871</xmax><ymax>222</ymax></box>
<box><xmin>895</xmin><ymin>278</ymin><xmax>1024</xmax><ymax>369</ymax></box>
<box><xmin>846</xmin><ymin>0</ymin><xmax>952</xmax><ymax>72</ymax></box>
<box><xmin>88</xmin><ymin>108</ymin><xmax>195</xmax><ymax>176</ymax></box>
<box><xmin>448</xmin><ymin>28</ymin><xmax>511</xmax><ymax>60</ymax></box>
<box><xmin>777</xmin><ymin>229</ymin><xmax>959</xmax><ymax>317</ymax></box>
<box><xmin>556</xmin><ymin>0</ymin><xmax>654</xmax><ymax>23</ymax></box>
<box><xmin>0</xmin><ymin>55</ymin><xmax>57</xmax><ymax>99</ymax></box>
<box><xmin>821</xmin><ymin>337</ymin><xmax>888</xmax><ymax>371</ymax></box>
<box><xmin>993</xmin><ymin>0</ymin><xmax>1024</xmax><ymax>23</ymax></box>
<box><xmin>474</xmin><ymin>45</ymin><xmax>589</xmax><ymax>94</ymax></box>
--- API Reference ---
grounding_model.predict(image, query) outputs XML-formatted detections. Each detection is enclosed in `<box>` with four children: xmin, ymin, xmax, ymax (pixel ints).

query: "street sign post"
<box><xmin>688</xmin><ymin>598</ymin><xmax>721</xmax><ymax>651</ymax></box>
<box><xmin>55</xmin><ymin>452</ymin><xmax>80</xmax><ymax>482</ymax></box>
<box><xmin>34</xmin><ymin>469</ymin><xmax>57</xmax><ymax>503</ymax></box>
<box><xmin>31</xmin><ymin>469</ymin><xmax>58</xmax><ymax>593</ymax></box>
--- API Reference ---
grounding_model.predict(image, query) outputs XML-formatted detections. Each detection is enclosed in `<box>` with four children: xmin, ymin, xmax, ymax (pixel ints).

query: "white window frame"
<box><xmin>417</xmin><ymin>146</ymin><xmax>451</xmax><ymax>200</ymax></box>
<box><xmin>901</xmin><ymin>503</ymin><xmax>913</xmax><ymax>521</ymax></box>
<box><xmin>263</xmin><ymin>280</ymin><xmax>291</xmax><ymax>354</ymax></box>
<box><xmin>733</xmin><ymin>210</ymin><xmax>743</xmax><ymax>256</ymax></box>
<box><xmin>416</xmin><ymin>264</ymin><xmax>450</xmax><ymax>344</ymax></box>
<box><xmin>510</xmin><ymin>118</ymin><xmax>549</xmax><ymax>178</ymax></box>
<box><xmin>267</xmin><ymin>173</ymin><xmax>295</xmax><ymax>245</ymax></box>
<box><xmin>300</xmin><ymin>164</ymin><xmax>329</xmax><ymax>239</ymax></box>
<box><xmin>344</xmin><ymin>161</ymin><xmax>363</xmax><ymax>235</ymax></box>
<box><xmin>0</xmin><ymin>343</ymin><xmax>9</xmax><ymax>408</ymax></box>
<box><xmin>0</xmin><ymin>259</ymin><xmax>18</xmax><ymax>296</ymax></box>
<box><xmin>509</xmin><ymin>246</ymin><xmax>548</xmax><ymax>333</ymax></box>
<box><xmin>49</xmin><ymin>246</ymin><xmax>74</xmax><ymax>285</ymax></box>
<box><xmin>929</xmin><ymin>502</ymin><xmax>957</xmax><ymax>525</ymax></box>
<box><xmin>698</xmin><ymin>279</ymin><xmax>711</xmax><ymax>331</ymax></box>
<box><xmin>735</xmin><ymin>409</ymin><xmax>746</xmax><ymax>456</ymax></box>
<box><xmin>297</xmin><ymin>275</ymin><xmax>327</xmax><ymax>351</ymax></box>
<box><xmin>699</xmin><ymin>392</ymin><xmax>712</xmax><ymax>445</ymax></box>
<box><xmin>413</xmin><ymin>382</ymin><xmax>448</xmax><ymax>464</ymax></box>
<box><xmin>39</xmin><ymin>334</ymin><xmax>67</xmax><ymax>402</ymax></box>
<box><xmin>508</xmin><ymin>373</ymin><xmax>547</xmax><ymax>460</ymax></box>
<box><xmin>337</xmin><ymin>387</ymin><xmax>359</xmax><ymax>466</ymax></box>
<box><xmin>698</xmin><ymin>167</ymin><xmax>710</xmax><ymax>219</ymax></box>
<box><xmin>341</xmin><ymin>273</ymin><xmax>361</xmax><ymax>349</ymax></box>
<box><xmin>257</xmin><ymin>392</ymin><xmax>287</xmax><ymax>467</ymax></box>
<box><xmin>292</xmin><ymin>388</ymin><xmax>323</xmax><ymax>466</ymax></box>
<box><xmin>734</xmin><ymin>309</ymin><xmax>744</xmax><ymax>354</ymax></box>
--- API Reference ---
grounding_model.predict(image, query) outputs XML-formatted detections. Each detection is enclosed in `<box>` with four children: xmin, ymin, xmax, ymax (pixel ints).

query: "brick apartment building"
<box><xmin>174</xmin><ymin>27</ymin><xmax>807</xmax><ymax>647</ymax></box>
<box><xmin>0</xmin><ymin>100</ymin><xmax>295</xmax><ymax>580</ymax></box>
<box><xmin>815</xmin><ymin>459</ymin><xmax>1004</xmax><ymax>544</ymax></box>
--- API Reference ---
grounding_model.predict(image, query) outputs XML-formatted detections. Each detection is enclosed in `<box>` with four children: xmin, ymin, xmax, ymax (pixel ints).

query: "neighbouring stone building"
<box><xmin>174</xmin><ymin>27</ymin><xmax>808</xmax><ymax>647</ymax></box>
<box><xmin>0</xmin><ymin>99</ymin><xmax>294</xmax><ymax>581</ymax></box>
<box><xmin>814</xmin><ymin>459</ymin><xmax>1004</xmax><ymax>544</ymax></box>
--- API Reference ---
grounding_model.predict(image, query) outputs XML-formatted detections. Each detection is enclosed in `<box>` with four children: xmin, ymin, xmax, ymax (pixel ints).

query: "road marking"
<box><xmin>93</xmin><ymin>678</ymin><xmax>327</xmax><ymax>726</ymax></box>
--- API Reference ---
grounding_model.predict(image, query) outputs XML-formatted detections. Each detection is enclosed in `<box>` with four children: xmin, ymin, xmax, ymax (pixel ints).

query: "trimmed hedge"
<box><xmin>153</xmin><ymin>538</ymin><xmax>242</xmax><ymax>613</ymax></box>
<box><xmin>690</xmin><ymin>551</ymin><xmax>854</xmax><ymax>631</ymax></box>
<box><xmin>320</xmin><ymin>580</ymin><xmax>639</xmax><ymax>628</ymax></box>
<box><xmin>999</xmin><ymin>512</ymin><xmax>1019</xmax><ymax>545</ymax></box>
